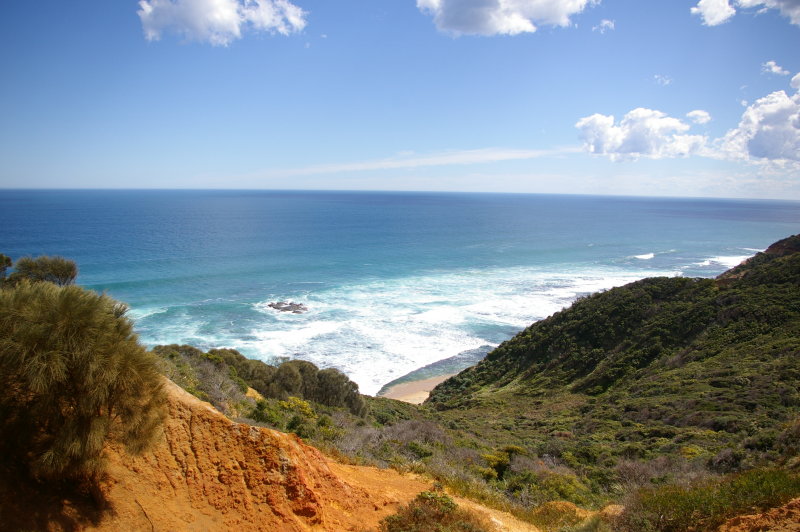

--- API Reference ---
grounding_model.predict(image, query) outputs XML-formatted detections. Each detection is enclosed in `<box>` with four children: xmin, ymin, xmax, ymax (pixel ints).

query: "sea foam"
<box><xmin>240</xmin><ymin>265</ymin><xmax>679</xmax><ymax>395</ymax></box>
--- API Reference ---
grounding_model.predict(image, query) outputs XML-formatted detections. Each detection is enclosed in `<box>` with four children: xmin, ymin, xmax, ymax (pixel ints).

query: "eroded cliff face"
<box><xmin>90</xmin><ymin>381</ymin><xmax>428</xmax><ymax>532</ymax></box>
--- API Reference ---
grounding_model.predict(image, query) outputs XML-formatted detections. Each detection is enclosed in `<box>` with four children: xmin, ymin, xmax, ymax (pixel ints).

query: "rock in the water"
<box><xmin>268</xmin><ymin>301</ymin><xmax>308</xmax><ymax>313</ymax></box>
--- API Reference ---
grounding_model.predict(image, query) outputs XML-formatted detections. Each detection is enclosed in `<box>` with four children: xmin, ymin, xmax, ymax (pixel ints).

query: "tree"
<box><xmin>0</xmin><ymin>254</ymin><xmax>11</xmax><ymax>281</ymax></box>
<box><xmin>0</xmin><ymin>281</ymin><xmax>166</xmax><ymax>482</ymax></box>
<box><xmin>6</xmin><ymin>255</ymin><xmax>78</xmax><ymax>286</ymax></box>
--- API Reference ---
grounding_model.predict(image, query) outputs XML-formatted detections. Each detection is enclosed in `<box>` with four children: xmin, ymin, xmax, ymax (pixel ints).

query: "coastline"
<box><xmin>378</xmin><ymin>374</ymin><xmax>456</xmax><ymax>404</ymax></box>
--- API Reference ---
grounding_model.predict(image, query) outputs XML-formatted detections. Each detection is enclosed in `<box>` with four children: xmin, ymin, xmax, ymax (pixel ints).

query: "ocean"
<box><xmin>2</xmin><ymin>190</ymin><xmax>799</xmax><ymax>395</ymax></box>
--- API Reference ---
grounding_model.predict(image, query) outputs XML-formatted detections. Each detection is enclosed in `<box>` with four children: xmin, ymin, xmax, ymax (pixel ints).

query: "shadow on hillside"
<box><xmin>0</xmin><ymin>465</ymin><xmax>112</xmax><ymax>532</ymax></box>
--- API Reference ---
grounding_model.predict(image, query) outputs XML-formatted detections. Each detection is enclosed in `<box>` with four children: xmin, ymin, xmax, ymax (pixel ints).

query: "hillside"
<box><xmin>429</xmin><ymin>235</ymin><xmax>800</xmax><ymax>441</ymax></box>
<box><xmin>0</xmin><ymin>378</ymin><xmax>544</xmax><ymax>532</ymax></box>
<box><xmin>414</xmin><ymin>235</ymin><xmax>800</xmax><ymax>527</ymax></box>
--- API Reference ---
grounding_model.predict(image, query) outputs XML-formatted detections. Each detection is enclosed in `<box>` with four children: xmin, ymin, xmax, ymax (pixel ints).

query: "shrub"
<box><xmin>6</xmin><ymin>255</ymin><xmax>78</xmax><ymax>286</ymax></box>
<box><xmin>0</xmin><ymin>254</ymin><xmax>11</xmax><ymax>281</ymax></box>
<box><xmin>380</xmin><ymin>489</ymin><xmax>490</xmax><ymax>532</ymax></box>
<box><xmin>618</xmin><ymin>468</ymin><xmax>800</xmax><ymax>531</ymax></box>
<box><xmin>153</xmin><ymin>344</ymin><xmax>249</xmax><ymax>416</ymax></box>
<box><xmin>207</xmin><ymin>347</ymin><xmax>367</xmax><ymax>416</ymax></box>
<box><xmin>0</xmin><ymin>282</ymin><xmax>166</xmax><ymax>482</ymax></box>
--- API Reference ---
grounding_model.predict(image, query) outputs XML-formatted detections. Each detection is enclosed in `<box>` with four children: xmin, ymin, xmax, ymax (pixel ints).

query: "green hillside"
<box><xmin>426</xmin><ymin>234</ymin><xmax>800</xmax><ymax>477</ymax></box>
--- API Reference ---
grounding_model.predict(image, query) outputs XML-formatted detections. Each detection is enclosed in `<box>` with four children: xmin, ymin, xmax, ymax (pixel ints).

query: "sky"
<box><xmin>0</xmin><ymin>0</ymin><xmax>798</xmax><ymax>199</ymax></box>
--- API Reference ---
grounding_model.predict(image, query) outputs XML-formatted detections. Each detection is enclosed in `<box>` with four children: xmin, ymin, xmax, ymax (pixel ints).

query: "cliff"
<box><xmin>89</xmin><ymin>380</ymin><xmax>427</xmax><ymax>531</ymax></box>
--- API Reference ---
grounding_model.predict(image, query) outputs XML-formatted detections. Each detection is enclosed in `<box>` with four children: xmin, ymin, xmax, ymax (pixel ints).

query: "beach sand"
<box><xmin>379</xmin><ymin>374</ymin><xmax>456</xmax><ymax>404</ymax></box>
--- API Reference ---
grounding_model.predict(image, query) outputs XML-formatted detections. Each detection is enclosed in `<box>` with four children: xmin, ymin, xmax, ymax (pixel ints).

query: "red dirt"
<box><xmin>717</xmin><ymin>497</ymin><xmax>800</xmax><ymax>532</ymax></box>
<box><xmin>0</xmin><ymin>380</ymin><xmax>542</xmax><ymax>531</ymax></box>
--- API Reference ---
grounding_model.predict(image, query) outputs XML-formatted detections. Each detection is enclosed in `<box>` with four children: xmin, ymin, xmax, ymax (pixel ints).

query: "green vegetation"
<box><xmin>618</xmin><ymin>468</ymin><xmax>800</xmax><ymax>531</ymax></box>
<box><xmin>153</xmin><ymin>344</ymin><xmax>253</xmax><ymax>417</ymax></box>
<box><xmin>215</xmin><ymin>348</ymin><xmax>367</xmax><ymax>416</ymax></box>
<box><xmin>0</xmin><ymin>280</ymin><xmax>166</xmax><ymax>483</ymax></box>
<box><xmin>415</xmin><ymin>235</ymin><xmax>800</xmax><ymax>514</ymax></box>
<box><xmin>379</xmin><ymin>488</ymin><xmax>490</xmax><ymax>532</ymax></box>
<box><xmin>4</xmin><ymin>255</ymin><xmax>78</xmax><ymax>286</ymax></box>
<box><xmin>0</xmin><ymin>254</ymin><xmax>11</xmax><ymax>281</ymax></box>
<box><xmin>154</xmin><ymin>344</ymin><xmax>367</xmax><ymax>417</ymax></box>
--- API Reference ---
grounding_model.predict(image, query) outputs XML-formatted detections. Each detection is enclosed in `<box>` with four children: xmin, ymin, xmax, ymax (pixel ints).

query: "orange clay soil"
<box><xmin>90</xmin><ymin>381</ymin><xmax>428</xmax><ymax>532</ymax></box>
<box><xmin>0</xmin><ymin>379</ymin><xmax>543</xmax><ymax>532</ymax></box>
<box><xmin>717</xmin><ymin>497</ymin><xmax>800</xmax><ymax>532</ymax></box>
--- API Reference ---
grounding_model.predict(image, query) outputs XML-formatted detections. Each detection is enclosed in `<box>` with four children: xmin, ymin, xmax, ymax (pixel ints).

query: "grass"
<box><xmin>618</xmin><ymin>468</ymin><xmax>800</xmax><ymax>531</ymax></box>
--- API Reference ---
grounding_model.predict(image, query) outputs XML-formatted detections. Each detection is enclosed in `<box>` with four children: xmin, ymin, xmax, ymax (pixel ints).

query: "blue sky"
<box><xmin>0</xmin><ymin>0</ymin><xmax>798</xmax><ymax>198</ymax></box>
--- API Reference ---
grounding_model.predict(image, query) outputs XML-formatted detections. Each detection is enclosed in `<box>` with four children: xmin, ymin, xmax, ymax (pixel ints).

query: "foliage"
<box><xmin>5</xmin><ymin>255</ymin><xmax>78</xmax><ymax>286</ymax></box>
<box><xmin>153</xmin><ymin>344</ymin><xmax>252</xmax><ymax>417</ymax></box>
<box><xmin>159</xmin><ymin>345</ymin><xmax>368</xmax><ymax>416</ymax></box>
<box><xmin>0</xmin><ymin>281</ymin><xmax>166</xmax><ymax>481</ymax></box>
<box><xmin>422</xmin><ymin>236</ymin><xmax>800</xmax><ymax>490</ymax></box>
<box><xmin>0</xmin><ymin>254</ymin><xmax>11</xmax><ymax>281</ymax></box>
<box><xmin>379</xmin><ymin>489</ymin><xmax>490</xmax><ymax>532</ymax></box>
<box><xmin>618</xmin><ymin>468</ymin><xmax>800</xmax><ymax>531</ymax></box>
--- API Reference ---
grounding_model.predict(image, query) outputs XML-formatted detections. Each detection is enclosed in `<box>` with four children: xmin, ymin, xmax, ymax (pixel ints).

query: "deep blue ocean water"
<box><xmin>2</xmin><ymin>190</ymin><xmax>799</xmax><ymax>394</ymax></box>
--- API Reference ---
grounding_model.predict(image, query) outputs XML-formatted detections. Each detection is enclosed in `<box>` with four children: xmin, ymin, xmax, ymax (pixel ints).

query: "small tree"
<box><xmin>0</xmin><ymin>254</ymin><xmax>11</xmax><ymax>282</ymax></box>
<box><xmin>6</xmin><ymin>255</ymin><xmax>78</xmax><ymax>286</ymax></box>
<box><xmin>0</xmin><ymin>281</ymin><xmax>166</xmax><ymax>482</ymax></box>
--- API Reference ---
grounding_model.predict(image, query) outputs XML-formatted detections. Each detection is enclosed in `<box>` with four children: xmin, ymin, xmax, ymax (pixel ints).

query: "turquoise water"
<box><xmin>2</xmin><ymin>190</ymin><xmax>799</xmax><ymax>394</ymax></box>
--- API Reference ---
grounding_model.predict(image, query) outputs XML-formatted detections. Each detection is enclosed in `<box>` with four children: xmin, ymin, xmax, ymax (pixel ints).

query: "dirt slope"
<box><xmin>87</xmin><ymin>381</ymin><xmax>420</xmax><ymax>531</ymax></box>
<box><xmin>82</xmin><ymin>380</ymin><xmax>539</xmax><ymax>531</ymax></box>
<box><xmin>718</xmin><ymin>497</ymin><xmax>800</xmax><ymax>532</ymax></box>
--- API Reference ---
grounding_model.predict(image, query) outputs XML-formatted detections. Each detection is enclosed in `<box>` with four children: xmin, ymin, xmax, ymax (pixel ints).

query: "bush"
<box><xmin>6</xmin><ymin>255</ymin><xmax>78</xmax><ymax>286</ymax></box>
<box><xmin>618</xmin><ymin>468</ymin><xmax>800</xmax><ymax>531</ymax></box>
<box><xmin>170</xmin><ymin>346</ymin><xmax>368</xmax><ymax>416</ymax></box>
<box><xmin>0</xmin><ymin>282</ymin><xmax>166</xmax><ymax>482</ymax></box>
<box><xmin>153</xmin><ymin>344</ymin><xmax>250</xmax><ymax>416</ymax></box>
<box><xmin>380</xmin><ymin>489</ymin><xmax>490</xmax><ymax>532</ymax></box>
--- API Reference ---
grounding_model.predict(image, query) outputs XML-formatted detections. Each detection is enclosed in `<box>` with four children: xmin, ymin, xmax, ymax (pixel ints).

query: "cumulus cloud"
<box><xmin>592</xmin><ymin>19</ymin><xmax>615</xmax><ymax>33</ymax></box>
<box><xmin>138</xmin><ymin>0</ymin><xmax>307</xmax><ymax>46</ymax></box>
<box><xmin>719</xmin><ymin>77</ymin><xmax>800</xmax><ymax>162</ymax></box>
<box><xmin>691</xmin><ymin>0</ymin><xmax>800</xmax><ymax>26</ymax></box>
<box><xmin>416</xmin><ymin>0</ymin><xmax>598</xmax><ymax>36</ymax></box>
<box><xmin>691</xmin><ymin>0</ymin><xmax>736</xmax><ymax>25</ymax></box>
<box><xmin>762</xmin><ymin>60</ymin><xmax>790</xmax><ymax>76</ymax></box>
<box><xmin>687</xmin><ymin>110</ymin><xmax>712</xmax><ymax>124</ymax></box>
<box><xmin>576</xmin><ymin>108</ymin><xmax>707</xmax><ymax>161</ymax></box>
<box><xmin>578</xmin><ymin>75</ymin><xmax>800</xmax><ymax>166</ymax></box>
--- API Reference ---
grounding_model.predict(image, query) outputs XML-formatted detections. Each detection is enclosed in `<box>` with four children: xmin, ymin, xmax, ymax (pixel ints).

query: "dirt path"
<box><xmin>327</xmin><ymin>460</ymin><xmax>542</xmax><ymax>532</ymax></box>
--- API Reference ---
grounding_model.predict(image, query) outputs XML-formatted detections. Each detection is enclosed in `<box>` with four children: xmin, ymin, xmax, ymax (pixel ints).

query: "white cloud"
<box><xmin>576</xmin><ymin>108</ymin><xmax>707</xmax><ymax>161</ymax></box>
<box><xmin>719</xmin><ymin>85</ymin><xmax>800</xmax><ymax>162</ymax></box>
<box><xmin>692</xmin><ymin>0</ymin><xmax>800</xmax><ymax>26</ymax></box>
<box><xmin>138</xmin><ymin>0</ymin><xmax>307</xmax><ymax>46</ymax></box>
<box><xmin>654</xmin><ymin>74</ymin><xmax>673</xmax><ymax>86</ymax></box>
<box><xmin>416</xmin><ymin>0</ymin><xmax>598</xmax><ymax>36</ymax></box>
<box><xmin>592</xmin><ymin>19</ymin><xmax>615</xmax><ymax>33</ymax></box>
<box><xmin>687</xmin><ymin>110</ymin><xmax>712</xmax><ymax>124</ymax></box>
<box><xmin>691</xmin><ymin>0</ymin><xmax>736</xmax><ymax>25</ymax></box>
<box><xmin>577</xmin><ymin>74</ymin><xmax>800</xmax><ymax>168</ymax></box>
<box><xmin>762</xmin><ymin>60</ymin><xmax>790</xmax><ymax>75</ymax></box>
<box><xmin>260</xmin><ymin>147</ymin><xmax>579</xmax><ymax>177</ymax></box>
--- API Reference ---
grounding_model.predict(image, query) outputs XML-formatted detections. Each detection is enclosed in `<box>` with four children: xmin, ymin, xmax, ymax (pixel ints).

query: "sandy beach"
<box><xmin>379</xmin><ymin>374</ymin><xmax>456</xmax><ymax>404</ymax></box>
